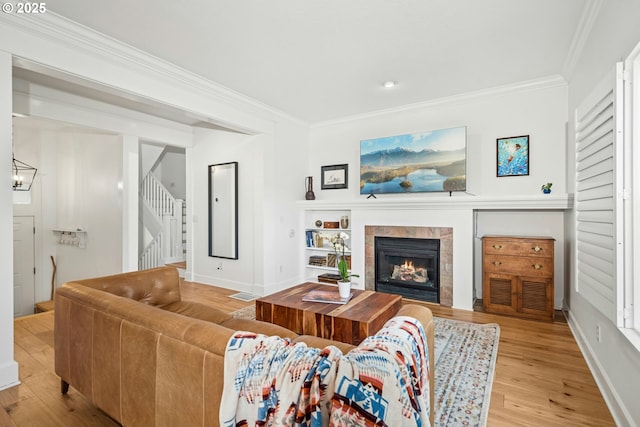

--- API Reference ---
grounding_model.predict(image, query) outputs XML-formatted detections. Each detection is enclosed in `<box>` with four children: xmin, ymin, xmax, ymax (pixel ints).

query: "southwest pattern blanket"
<box><xmin>220</xmin><ymin>315</ymin><xmax>430</xmax><ymax>427</ymax></box>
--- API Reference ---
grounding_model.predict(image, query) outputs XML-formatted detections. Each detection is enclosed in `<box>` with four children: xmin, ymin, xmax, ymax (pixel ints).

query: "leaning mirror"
<box><xmin>208</xmin><ymin>162</ymin><xmax>238</xmax><ymax>259</ymax></box>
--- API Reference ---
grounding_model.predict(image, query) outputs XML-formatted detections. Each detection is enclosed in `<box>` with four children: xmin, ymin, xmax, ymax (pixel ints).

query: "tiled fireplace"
<box><xmin>365</xmin><ymin>225</ymin><xmax>453</xmax><ymax>307</ymax></box>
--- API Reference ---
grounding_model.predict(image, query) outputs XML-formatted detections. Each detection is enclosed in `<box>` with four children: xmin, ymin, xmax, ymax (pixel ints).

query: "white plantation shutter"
<box><xmin>574</xmin><ymin>63</ymin><xmax>624</xmax><ymax>324</ymax></box>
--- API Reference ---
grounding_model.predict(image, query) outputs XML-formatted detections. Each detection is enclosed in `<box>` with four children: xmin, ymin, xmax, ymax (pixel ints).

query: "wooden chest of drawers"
<box><xmin>482</xmin><ymin>235</ymin><xmax>554</xmax><ymax>321</ymax></box>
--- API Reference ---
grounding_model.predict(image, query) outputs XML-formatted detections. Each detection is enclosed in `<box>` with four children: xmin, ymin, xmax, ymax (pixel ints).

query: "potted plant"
<box><xmin>330</xmin><ymin>232</ymin><xmax>359</xmax><ymax>298</ymax></box>
<box><xmin>541</xmin><ymin>182</ymin><xmax>553</xmax><ymax>194</ymax></box>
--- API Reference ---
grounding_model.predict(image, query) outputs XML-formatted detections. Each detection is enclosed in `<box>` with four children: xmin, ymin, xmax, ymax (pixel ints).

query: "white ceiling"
<box><xmin>44</xmin><ymin>0</ymin><xmax>589</xmax><ymax>124</ymax></box>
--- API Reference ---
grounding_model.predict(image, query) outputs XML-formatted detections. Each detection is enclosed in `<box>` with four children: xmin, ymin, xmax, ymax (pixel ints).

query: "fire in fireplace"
<box><xmin>375</xmin><ymin>236</ymin><xmax>440</xmax><ymax>303</ymax></box>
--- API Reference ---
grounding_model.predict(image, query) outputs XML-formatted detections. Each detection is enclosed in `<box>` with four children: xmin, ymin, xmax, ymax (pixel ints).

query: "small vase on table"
<box><xmin>338</xmin><ymin>281</ymin><xmax>351</xmax><ymax>299</ymax></box>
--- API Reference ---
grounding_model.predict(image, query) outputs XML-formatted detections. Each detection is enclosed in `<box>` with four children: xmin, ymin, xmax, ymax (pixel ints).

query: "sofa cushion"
<box><xmin>162</xmin><ymin>301</ymin><xmax>233</xmax><ymax>324</ymax></box>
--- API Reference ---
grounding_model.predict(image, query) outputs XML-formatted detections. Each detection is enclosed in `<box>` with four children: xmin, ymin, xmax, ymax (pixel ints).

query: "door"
<box><xmin>13</xmin><ymin>216</ymin><xmax>35</xmax><ymax>317</ymax></box>
<box><xmin>483</xmin><ymin>272</ymin><xmax>517</xmax><ymax>315</ymax></box>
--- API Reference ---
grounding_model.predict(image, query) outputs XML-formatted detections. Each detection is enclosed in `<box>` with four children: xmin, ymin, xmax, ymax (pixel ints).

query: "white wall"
<box><xmin>0</xmin><ymin>51</ymin><xmax>19</xmax><ymax>391</ymax></box>
<box><xmin>12</xmin><ymin>120</ymin><xmax>124</xmax><ymax>293</ymax></box>
<box><xmin>309</xmin><ymin>80</ymin><xmax>568</xmax><ymax>200</ymax></box>
<box><xmin>156</xmin><ymin>148</ymin><xmax>186</xmax><ymax>200</ymax></box>
<box><xmin>309</xmin><ymin>81</ymin><xmax>569</xmax><ymax>308</ymax></box>
<box><xmin>190</xmin><ymin>129</ymin><xmax>262</xmax><ymax>293</ymax></box>
<box><xmin>53</xmin><ymin>132</ymin><xmax>124</xmax><ymax>283</ymax></box>
<box><xmin>189</xmin><ymin>119</ymin><xmax>309</xmax><ymax>296</ymax></box>
<box><xmin>565</xmin><ymin>2</ymin><xmax>640</xmax><ymax>425</ymax></box>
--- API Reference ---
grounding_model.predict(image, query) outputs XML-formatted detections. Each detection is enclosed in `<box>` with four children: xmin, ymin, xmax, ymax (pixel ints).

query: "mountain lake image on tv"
<box><xmin>360</xmin><ymin>126</ymin><xmax>466</xmax><ymax>194</ymax></box>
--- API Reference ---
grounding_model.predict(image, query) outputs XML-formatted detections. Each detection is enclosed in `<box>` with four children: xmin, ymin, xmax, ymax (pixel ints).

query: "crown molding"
<box><xmin>312</xmin><ymin>75</ymin><xmax>568</xmax><ymax>129</ymax></box>
<box><xmin>562</xmin><ymin>0</ymin><xmax>603</xmax><ymax>79</ymax></box>
<box><xmin>1</xmin><ymin>12</ymin><xmax>307</xmax><ymax>128</ymax></box>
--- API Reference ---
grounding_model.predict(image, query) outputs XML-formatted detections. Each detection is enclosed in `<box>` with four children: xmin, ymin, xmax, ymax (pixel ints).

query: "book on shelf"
<box><xmin>317</xmin><ymin>273</ymin><xmax>341</xmax><ymax>284</ymax></box>
<box><xmin>308</xmin><ymin>255</ymin><xmax>327</xmax><ymax>266</ymax></box>
<box><xmin>305</xmin><ymin>230</ymin><xmax>325</xmax><ymax>248</ymax></box>
<box><xmin>302</xmin><ymin>289</ymin><xmax>352</xmax><ymax>305</ymax></box>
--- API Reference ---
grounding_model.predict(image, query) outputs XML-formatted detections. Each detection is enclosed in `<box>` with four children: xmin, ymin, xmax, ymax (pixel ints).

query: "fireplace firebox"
<box><xmin>374</xmin><ymin>236</ymin><xmax>440</xmax><ymax>303</ymax></box>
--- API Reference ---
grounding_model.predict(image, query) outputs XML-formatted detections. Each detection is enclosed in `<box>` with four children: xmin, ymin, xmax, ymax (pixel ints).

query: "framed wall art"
<box><xmin>497</xmin><ymin>135</ymin><xmax>529</xmax><ymax>177</ymax></box>
<box><xmin>360</xmin><ymin>126</ymin><xmax>466</xmax><ymax>194</ymax></box>
<box><xmin>321</xmin><ymin>164</ymin><xmax>348</xmax><ymax>189</ymax></box>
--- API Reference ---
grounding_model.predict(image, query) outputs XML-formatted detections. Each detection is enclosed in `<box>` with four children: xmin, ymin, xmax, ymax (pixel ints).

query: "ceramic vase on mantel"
<box><xmin>305</xmin><ymin>176</ymin><xmax>315</xmax><ymax>200</ymax></box>
<box><xmin>338</xmin><ymin>281</ymin><xmax>351</xmax><ymax>299</ymax></box>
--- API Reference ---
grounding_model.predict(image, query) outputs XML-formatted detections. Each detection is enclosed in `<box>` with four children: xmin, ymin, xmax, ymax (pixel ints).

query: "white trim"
<box><xmin>313</xmin><ymin>75</ymin><xmax>567</xmax><ymax>128</ymax></box>
<box><xmin>0</xmin><ymin>361</ymin><xmax>19</xmax><ymax>392</ymax></box>
<box><xmin>296</xmin><ymin>194</ymin><xmax>573</xmax><ymax>211</ymax></box>
<box><xmin>0</xmin><ymin>12</ymin><xmax>289</xmax><ymax>133</ymax></box>
<box><xmin>566</xmin><ymin>312</ymin><xmax>632</xmax><ymax>427</ymax></box>
<box><xmin>562</xmin><ymin>0</ymin><xmax>603</xmax><ymax>78</ymax></box>
<box><xmin>624</xmin><ymin>40</ymin><xmax>640</xmax><ymax>334</ymax></box>
<box><xmin>614</xmin><ymin>62</ymin><xmax>625</xmax><ymax>327</ymax></box>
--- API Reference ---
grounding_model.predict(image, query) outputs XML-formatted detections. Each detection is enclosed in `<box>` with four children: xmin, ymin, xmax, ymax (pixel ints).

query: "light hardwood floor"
<box><xmin>1</xmin><ymin>280</ymin><xmax>615</xmax><ymax>427</ymax></box>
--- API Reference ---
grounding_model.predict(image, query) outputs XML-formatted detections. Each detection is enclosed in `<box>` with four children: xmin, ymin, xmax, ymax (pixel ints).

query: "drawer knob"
<box><xmin>493</xmin><ymin>261</ymin><xmax>502</xmax><ymax>266</ymax></box>
<box><xmin>532</xmin><ymin>246</ymin><xmax>543</xmax><ymax>252</ymax></box>
<box><xmin>492</xmin><ymin>244</ymin><xmax>503</xmax><ymax>250</ymax></box>
<box><xmin>532</xmin><ymin>264</ymin><xmax>543</xmax><ymax>270</ymax></box>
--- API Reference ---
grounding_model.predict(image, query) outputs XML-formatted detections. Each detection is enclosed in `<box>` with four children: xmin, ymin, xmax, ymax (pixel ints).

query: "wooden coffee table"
<box><xmin>255</xmin><ymin>282</ymin><xmax>403</xmax><ymax>345</ymax></box>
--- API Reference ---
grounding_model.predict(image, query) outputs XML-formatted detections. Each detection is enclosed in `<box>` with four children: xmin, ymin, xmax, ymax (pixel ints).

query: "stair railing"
<box><xmin>139</xmin><ymin>233</ymin><xmax>163</xmax><ymax>270</ymax></box>
<box><xmin>140</xmin><ymin>173</ymin><xmax>185</xmax><ymax>268</ymax></box>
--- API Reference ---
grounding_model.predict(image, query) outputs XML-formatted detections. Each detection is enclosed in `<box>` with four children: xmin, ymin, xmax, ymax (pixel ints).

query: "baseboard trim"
<box><xmin>0</xmin><ymin>360</ymin><xmax>20</xmax><ymax>391</ymax></box>
<box><xmin>566</xmin><ymin>311</ymin><xmax>633</xmax><ymax>427</ymax></box>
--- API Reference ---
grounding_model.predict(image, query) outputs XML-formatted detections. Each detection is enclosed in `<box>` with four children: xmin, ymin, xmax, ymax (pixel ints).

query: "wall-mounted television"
<box><xmin>360</xmin><ymin>126</ymin><xmax>466</xmax><ymax>195</ymax></box>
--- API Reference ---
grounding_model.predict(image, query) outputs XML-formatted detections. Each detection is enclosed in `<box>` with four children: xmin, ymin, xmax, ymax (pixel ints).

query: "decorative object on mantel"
<box><xmin>541</xmin><ymin>182</ymin><xmax>553</xmax><ymax>194</ymax></box>
<box><xmin>321</xmin><ymin>164</ymin><xmax>348</xmax><ymax>190</ymax></box>
<box><xmin>340</xmin><ymin>215</ymin><xmax>349</xmax><ymax>229</ymax></box>
<box><xmin>360</xmin><ymin>126</ymin><xmax>467</xmax><ymax>194</ymax></box>
<box><xmin>497</xmin><ymin>135</ymin><xmax>529</xmax><ymax>177</ymax></box>
<box><xmin>305</xmin><ymin>176</ymin><xmax>315</xmax><ymax>200</ymax></box>
<box><xmin>330</xmin><ymin>232</ymin><xmax>359</xmax><ymax>298</ymax></box>
<box><xmin>315</xmin><ymin>219</ymin><xmax>323</xmax><ymax>227</ymax></box>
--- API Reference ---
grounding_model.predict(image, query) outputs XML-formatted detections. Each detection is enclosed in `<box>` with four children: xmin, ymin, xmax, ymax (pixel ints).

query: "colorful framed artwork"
<box><xmin>321</xmin><ymin>164</ymin><xmax>348</xmax><ymax>189</ymax></box>
<box><xmin>497</xmin><ymin>135</ymin><xmax>529</xmax><ymax>177</ymax></box>
<box><xmin>360</xmin><ymin>126</ymin><xmax>467</xmax><ymax>194</ymax></box>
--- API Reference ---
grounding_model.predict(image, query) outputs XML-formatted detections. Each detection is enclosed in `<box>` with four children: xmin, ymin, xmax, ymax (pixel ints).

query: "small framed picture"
<box><xmin>497</xmin><ymin>135</ymin><xmax>529</xmax><ymax>177</ymax></box>
<box><xmin>321</xmin><ymin>164</ymin><xmax>348</xmax><ymax>189</ymax></box>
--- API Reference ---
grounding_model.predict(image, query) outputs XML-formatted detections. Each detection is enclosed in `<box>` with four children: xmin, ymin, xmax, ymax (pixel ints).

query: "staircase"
<box><xmin>139</xmin><ymin>172</ymin><xmax>185</xmax><ymax>270</ymax></box>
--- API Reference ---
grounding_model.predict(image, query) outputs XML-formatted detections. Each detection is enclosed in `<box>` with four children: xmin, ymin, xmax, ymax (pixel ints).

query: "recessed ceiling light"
<box><xmin>383</xmin><ymin>81</ymin><xmax>397</xmax><ymax>88</ymax></box>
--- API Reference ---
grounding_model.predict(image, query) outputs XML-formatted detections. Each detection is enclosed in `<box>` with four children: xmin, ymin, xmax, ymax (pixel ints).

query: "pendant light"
<box><xmin>12</xmin><ymin>154</ymin><xmax>37</xmax><ymax>191</ymax></box>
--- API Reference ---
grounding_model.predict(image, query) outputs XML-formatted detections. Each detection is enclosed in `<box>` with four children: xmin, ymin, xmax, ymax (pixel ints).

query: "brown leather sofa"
<box><xmin>54</xmin><ymin>266</ymin><xmax>434</xmax><ymax>427</ymax></box>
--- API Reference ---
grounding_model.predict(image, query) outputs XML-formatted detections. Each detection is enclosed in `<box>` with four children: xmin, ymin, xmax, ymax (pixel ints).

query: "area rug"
<box><xmin>230</xmin><ymin>305</ymin><xmax>500</xmax><ymax>427</ymax></box>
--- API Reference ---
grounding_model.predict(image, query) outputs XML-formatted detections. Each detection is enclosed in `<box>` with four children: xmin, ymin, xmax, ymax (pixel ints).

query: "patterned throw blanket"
<box><xmin>220</xmin><ymin>316</ymin><xmax>430</xmax><ymax>427</ymax></box>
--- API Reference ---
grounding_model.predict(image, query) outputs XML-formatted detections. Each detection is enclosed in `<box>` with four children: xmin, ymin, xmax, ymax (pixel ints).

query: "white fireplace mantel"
<box><xmin>296</xmin><ymin>193</ymin><xmax>573</xmax><ymax>211</ymax></box>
